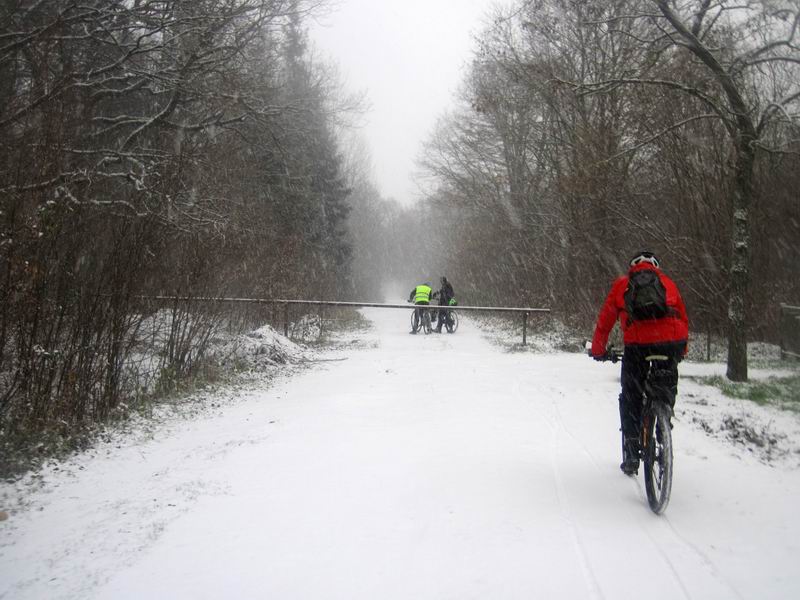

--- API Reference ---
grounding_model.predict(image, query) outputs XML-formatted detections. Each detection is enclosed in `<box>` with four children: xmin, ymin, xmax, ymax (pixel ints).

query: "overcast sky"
<box><xmin>310</xmin><ymin>0</ymin><xmax>498</xmax><ymax>206</ymax></box>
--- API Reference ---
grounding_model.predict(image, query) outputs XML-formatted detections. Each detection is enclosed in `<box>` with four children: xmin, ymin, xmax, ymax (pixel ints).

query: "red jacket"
<box><xmin>591</xmin><ymin>263</ymin><xmax>689</xmax><ymax>357</ymax></box>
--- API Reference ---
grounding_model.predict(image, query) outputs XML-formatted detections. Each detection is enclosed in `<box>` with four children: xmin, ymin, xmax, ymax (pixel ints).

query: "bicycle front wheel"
<box><xmin>447</xmin><ymin>310</ymin><xmax>459</xmax><ymax>333</ymax></box>
<box><xmin>643</xmin><ymin>401</ymin><xmax>673</xmax><ymax>514</ymax></box>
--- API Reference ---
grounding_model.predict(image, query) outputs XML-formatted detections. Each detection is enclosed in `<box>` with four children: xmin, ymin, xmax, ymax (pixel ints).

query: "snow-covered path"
<box><xmin>2</xmin><ymin>308</ymin><xmax>799</xmax><ymax>599</ymax></box>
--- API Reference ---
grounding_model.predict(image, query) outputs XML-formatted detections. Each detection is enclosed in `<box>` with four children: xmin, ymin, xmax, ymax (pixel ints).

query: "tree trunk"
<box><xmin>654</xmin><ymin>1</ymin><xmax>762</xmax><ymax>381</ymax></box>
<box><xmin>726</xmin><ymin>138</ymin><xmax>755</xmax><ymax>381</ymax></box>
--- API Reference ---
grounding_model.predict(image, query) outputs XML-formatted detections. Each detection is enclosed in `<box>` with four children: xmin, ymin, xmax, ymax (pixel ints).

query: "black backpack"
<box><xmin>624</xmin><ymin>270</ymin><xmax>668</xmax><ymax>321</ymax></box>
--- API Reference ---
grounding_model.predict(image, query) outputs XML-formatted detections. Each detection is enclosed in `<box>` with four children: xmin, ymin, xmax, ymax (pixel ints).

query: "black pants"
<box><xmin>619</xmin><ymin>342</ymin><xmax>684</xmax><ymax>441</ymax></box>
<box><xmin>435</xmin><ymin>306</ymin><xmax>452</xmax><ymax>330</ymax></box>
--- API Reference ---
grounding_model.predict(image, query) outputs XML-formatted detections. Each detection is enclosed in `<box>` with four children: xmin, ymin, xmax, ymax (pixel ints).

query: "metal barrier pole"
<box><xmin>131</xmin><ymin>296</ymin><xmax>551</xmax><ymax>341</ymax></box>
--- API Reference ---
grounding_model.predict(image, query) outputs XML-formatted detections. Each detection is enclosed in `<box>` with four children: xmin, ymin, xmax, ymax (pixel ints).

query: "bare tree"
<box><xmin>417</xmin><ymin>0</ymin><xmax>799</xmax><ymax>362</ymax></box>
<box><xmin>0</xmin><ymin>0</ymin><xmax>364</xmax><ymax>454</ymax></box>
<box><xmin>576</xmin><ymin>0</ymin><xmax>800</xmax><ymax>380</ymax></box>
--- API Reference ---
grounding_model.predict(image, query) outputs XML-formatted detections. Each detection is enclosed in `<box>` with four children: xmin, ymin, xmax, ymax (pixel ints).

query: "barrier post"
<box><xmin>522</xmin><ymin>311</ymin><xmax>528</xmax><ymax>346</ymax></box>
<box><xmin>780</xmin><ymin>303</ymin><xmax>786</xmax><ymax>360</ymax></box>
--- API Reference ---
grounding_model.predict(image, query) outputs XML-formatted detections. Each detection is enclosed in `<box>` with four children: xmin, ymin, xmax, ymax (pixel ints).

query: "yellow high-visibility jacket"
<box><xmin>409</xmin><ymin>284</ymin><xmax>432</xmax><ymax>304</ymax></box>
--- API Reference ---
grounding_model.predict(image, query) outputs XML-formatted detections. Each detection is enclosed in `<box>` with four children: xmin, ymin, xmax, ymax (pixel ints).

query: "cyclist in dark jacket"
<box><xmin>591</xmin><ymin>251</ymin><xmax>689</xmax><ymax>475</ymax></box>
<box><xmin>433</xmin><ymin>276</ymin><xmax>455</xmax><ymax>333</ymax></box>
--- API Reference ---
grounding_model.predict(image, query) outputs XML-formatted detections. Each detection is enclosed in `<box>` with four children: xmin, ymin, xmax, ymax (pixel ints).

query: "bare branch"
<box><xmin>601</xmin><ymin>113</ymin><xmax>721</xmax><ymax>163</ymax></box>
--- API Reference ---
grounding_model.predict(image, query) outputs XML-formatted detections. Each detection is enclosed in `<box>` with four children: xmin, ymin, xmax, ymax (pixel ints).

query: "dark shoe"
<box><xmin>620</xmin><ymin>458</ymin><xmax>639</xmax><ymax>476</ymax></box>
<box><xmin>621</xmin><ymin>437</ymin><xmax>640</xmax><ymax>475</ymax></box>
<box><xmin>434</xmin><ymin>327</ymin><xmax>442</xmax><ymax>333</ymax></box>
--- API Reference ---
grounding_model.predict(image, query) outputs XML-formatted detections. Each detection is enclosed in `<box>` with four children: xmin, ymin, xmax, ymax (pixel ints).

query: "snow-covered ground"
<box><xmin>1</xmin><ymin>308</ymin><xmax>799</xmax><ymax>599</ymax></box>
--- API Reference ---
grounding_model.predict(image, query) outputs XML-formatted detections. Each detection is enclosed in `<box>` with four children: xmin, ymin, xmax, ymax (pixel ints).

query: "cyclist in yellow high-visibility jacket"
<box><xmin>408</xmin><ymin>283</ymin><xmax>433</xmax><ymax>334</ymax></box>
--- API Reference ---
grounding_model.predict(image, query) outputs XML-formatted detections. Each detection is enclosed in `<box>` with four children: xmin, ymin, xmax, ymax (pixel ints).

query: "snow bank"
<box><xmin>207</xmin><ymin>323</ymin><xmax>307</xmax><ymax>371</ymax></box>
<box><xmin>679</xmin><ymin>362</ymin><xmax>800</xmax><ymax>467</ymax></box>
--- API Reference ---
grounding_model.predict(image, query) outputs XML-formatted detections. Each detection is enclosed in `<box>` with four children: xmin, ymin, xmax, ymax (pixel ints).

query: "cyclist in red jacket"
<box><xmin>591</xmin><ymin>251</ymin><xmax>689</xmax><ymax>475</ymax></box>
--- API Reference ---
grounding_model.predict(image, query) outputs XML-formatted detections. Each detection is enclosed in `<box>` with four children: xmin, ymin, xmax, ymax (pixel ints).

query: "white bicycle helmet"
<box><xmin>629</xmin><ymin>250</ymin><xmax>660</xmax><ymax>268</ymax></box>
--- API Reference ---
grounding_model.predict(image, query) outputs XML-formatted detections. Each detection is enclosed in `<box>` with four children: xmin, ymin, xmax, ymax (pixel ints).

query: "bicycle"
<box><xmin>591</xmin><ymin>345</ymin><xmax>675</xmax><ymax>514</ymax></box>
<box><xmin>432</xmin><ymin>306</ymin><xmax>459</xmax><ymax>333</ymax></box>
<box><xmin>409</xmin><ymin>303</ymin><xmax>433</xmax><ymax>334</ymax></box>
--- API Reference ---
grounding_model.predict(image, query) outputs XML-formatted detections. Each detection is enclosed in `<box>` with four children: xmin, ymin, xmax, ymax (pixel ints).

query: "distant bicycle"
<box><xmin>591</xmin><ymin>346</ymin><xmax>674</xmax><ymax>514</ymax></box>
<box><xmin>409</xmin><ymin>304</ymin><xmax>432</xmax><ymax>334</ymax></box>
<box><xmin>433</xmin><ymin>307</ymin><xmax>458</xmax><ymax>333</ymax></box>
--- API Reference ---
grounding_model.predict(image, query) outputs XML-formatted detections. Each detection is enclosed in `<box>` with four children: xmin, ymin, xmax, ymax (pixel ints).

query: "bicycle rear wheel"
<box><xmin>643</xmin><ymin>401</ymin><xmax>673</xmax><ymax>514</ymax></box>
<box><xmin>422</xmin><ymin>308</ymin><xmax>432</xmax><ymax>334</ymax></box>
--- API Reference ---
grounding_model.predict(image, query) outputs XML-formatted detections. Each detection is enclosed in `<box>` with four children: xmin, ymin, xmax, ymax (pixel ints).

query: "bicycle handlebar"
<box><xmin>585</xmin><ymin>342</ymin><xmax>670</xmax><ymax>364</ymax></box>
<box><xmin>584</xmin><ymin>340</ymin><xmax>622</xmax><ymax>363</ymax></box>
<box><xmin>597</xmin><ymin>348</ymin><xmax>623</xmax><ymax>363</ymax></box>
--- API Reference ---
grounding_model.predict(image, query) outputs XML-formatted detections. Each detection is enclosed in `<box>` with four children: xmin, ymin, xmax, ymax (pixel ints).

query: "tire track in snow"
<box><xmin>614</xmin><ymin>420</ymin><xmax>744</xmax><ymax>598</ymax></box>
<box><xmin>517</xmin><ymin>370</ymin><xmax>729</xmax><ymax>600</ymax></box>
<box><xmin>634</xmin><ymin>514</ymin><xmax>694</xmax><ymax>600</ymax></box>
<box><xmin>660</xmin><ymin>515</ymin><xmax>746</xmax><ymax>599</ymax></box>
<box><xmin>544</xmin><ymin>372</ymin><xmax>739</xmax><ymax>600</ymax></box>
<box><xmin>510</xmin><ymin>376</ymin><xmax>606</xmax><ymax>600</ymax></box>
<box><xmin>547</xmin><ymin>387</ymin><xmax>603</xmax><ymax>471</ymax></box>
<box><xmin>547</xmin><ymin>391</ymin><xmax>693</xmax><ymax>600</ymax></box>
<box><xmin>548</xmin><ymin>427</ymin><xmax>607</xmax><ymax>600</ymax></box>
<box><xmin>549</xmin><ymin>378</ymin><xmax>734</xmax><ymax>600</ymax></box>
<box><xmin>543</xmin><ymin>380</ymin><xmax>686</xmax><ymax>596</ymax></box>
